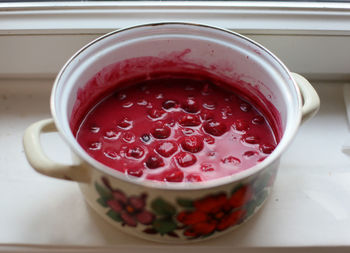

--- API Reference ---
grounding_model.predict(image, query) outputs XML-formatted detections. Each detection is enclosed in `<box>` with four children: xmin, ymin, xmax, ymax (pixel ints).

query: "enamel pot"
<box><xmin>23</xmin><ymin>23</ymin><xmax>320</xmax><ymax>243</ymax></box>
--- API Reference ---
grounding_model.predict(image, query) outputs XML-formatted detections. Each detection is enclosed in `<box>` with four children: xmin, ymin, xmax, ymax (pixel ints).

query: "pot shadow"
<box><xmin>83</xmin><ymin>201</ymin><xmax>158</xmax><ymax>246</ymax></box>
<box><xmin>14</xmin><ymin>185</ymin><xmax>150</xmax><ymax>246</ymax></box>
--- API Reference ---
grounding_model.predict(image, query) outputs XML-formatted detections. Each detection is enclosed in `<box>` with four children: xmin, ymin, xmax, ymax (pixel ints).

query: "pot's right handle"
<box><xmin>23</xmin><ymin>118</ymin><xmax>90</xmax><ymax>183</ymax></box>
<box><xmin>291</xmin><ymin>73</ymin><xmax>320</xmax><ymax>123</ymax></box>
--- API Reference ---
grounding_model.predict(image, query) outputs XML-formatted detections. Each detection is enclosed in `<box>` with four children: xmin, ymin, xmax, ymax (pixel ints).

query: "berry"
<box><xmin>156</xmin><ymin>141</ymin><xmax>178</xmax><ymax>157</ymax></box>
<box><xmin>117</xmin><ymin>117</ymin><xmax>133</xmax><ymax>129</ymax></box>
<box><xmin>243</xmin><ymin>150</ymin><xmax>258</xmax><ymax>158</ymax></box>
<box><xmin>178</xmin><ymin>115</ymin><xmax>201</xmax><ymax>127</ymax></box>
<box><xmin>148</xmin><ymin>108</ymin><xmax>165</xmax><ymax>119</ymax></box>
<box><xmin>89</xmin><ymin>125</ymin><xmax>100</xmax><ymax>133</ymax></box>
<box><xmin>166</xmin><ymin>118</ymin><xmax>176</xmax><ymax>127</ymax></box>
<box><xmin>151</xmin><ymin>123</ymin><xmax>171</xmax><ymax>139</ymax></box>
<box><xmin>260</xmin><ymin>143</ymin><xmax>276</xmax><ymax>154</ymax></box>
<box><xmin>89</xmin><ymin>142</ymin><xmax>102</xmax><ymax>150</ymax></box>
<box><xmin>258</xmin><ymin>157</ymin><xmax>267</xmax><ymax>162</ymax></box>
<box><xmin>186</xmin><ymin>174</ymin><xmax>202</xmax><ymax>182</ymax></box>
<box><xmin>221</xmin><ymin>106</ymin><xmax>233</xmax><ymax>119</ymax></box>
<box><xmin>200</xmin><ymin>111</ymin><xmax>214</xmax><ymax>121</ymax></box>
<box><xmin>165</xmin><ymin>169</ymin><xmax>184</xmax><ymax>182</ymax></box>
<box><xmin>200</xmin><ymin>163</ymin><xmax>215</xmax><ymax>172</ymax></box>
<box><xmin>233</xmin><ymin>119</ymin><xmax>249</xmax><ymax>132</ymax></box>
<box><xmin>252</xmin><ymin>115</ymin><xmax>265</xmax><ymax>125</ymax></box>
<box><xmin>203</xmin><ymin>101</ymin><xmax>216</xmax><ymax>110</ymax></box>
<box><xmin>203</xmin><ymin>121</ymin><xmax>227</xmax><ymax>136</ymax></box>
<box><xmin>222</xmin><ymin>156</ymin><xmax>241</xmax><ymax>167</ymax></box>
<box><xmin>104</xmin><ymin>130</ymin><xmax>120</xmax><ymax>140</ymax></box>
<box><xmin>204</xmin><ymin>135</ymin><xmax>215</xmax><ymax>144</ymax></box>
<box><xmin>240</xmin><ymin>102</ymin><xmax>252</xmax><ymax>112</ymax></box>
<box><xmin>162</xmin><ymin>100</ymin><xmax>178</xmax><ymax>110</ymax></box>
<box><xmin>126</xmin><ymin>146</ymin><xmax>145</xmax><ymax>159</ymax></box>
<box><xmin>182</xmin><ymin>128</ymin><xmax>195</xmax><ymax>135</ymax></box>
<box><xmin>122</xmin><ymin>101</ymin><xmax>134</xmax><ymax>108</ymax></box>
<box><xmin>242</xmin><ymin>135</ymin><xmax>260</xmax><ymax>144</ymax></box>
<box><xmin>181</xmin><ymin>136</ymin><xmax>204</xmax><ymax>153</ymax></box>
<box><xmin>104</xmin><ymin>149</ymin><xmax>119</xmax><ymax>160</ymax></box>
<box><xmin>208</xmin><ymin>151</ymin><xmax>216</xmax><ymax>157</ymax></box>
<box><xmin>176</xmin><ymin>152</ymin><xmax>197</xmax><ymax>167</ymax></box>
<box><xmin>137</xmin><ymin>99</ymin><xmax>148</xmax><ymax>106</ymax></box>
<box><xmin>182</xmin><ymin>97</ymin><xmax>200</xmax><ymax>113</ymax></box>
<box><xmin>201</xmin><ymin>83</ymin><xmax>212</xmax><ymax>95</ymax></box>
<box><xmin>156</xmin><ymin>93</ymin><xmax>164</xmax><ymax>99</ymax></box>
<box><xmin>122</xmin><ymin>132</ymin><xmax>135</xmax><ymax>143</ymax></box>
<box><xmin>116</xmin><ymin>93</ymin><xmax>127</xmax><ymax>101</ymax></box>
<box><xmin>145</xmin><ymin>154</ymin><xmax>164</xmax><ymax>169</ymax></box>
<box><xmin>127</xmin><ymin>168</ymin><xmax>143</xmax><ymax>178</ymax></box>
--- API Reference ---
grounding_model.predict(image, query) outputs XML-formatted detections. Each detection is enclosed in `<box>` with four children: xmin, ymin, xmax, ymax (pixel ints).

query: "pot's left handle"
<box><xmin>23</xmin><ymin>119</ymin><xmax>90</xmax><ymax>183</ymax></box>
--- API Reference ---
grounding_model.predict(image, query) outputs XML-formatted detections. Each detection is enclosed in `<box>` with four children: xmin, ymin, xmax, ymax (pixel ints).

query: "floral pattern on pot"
<box><xmin>95</xmin><ymin>169</ymin><xmax>276</xmax><ymax>239</ymax></box>
<box><xmin>176</xmin><ymin>186</ymin><xmax>252</xmax><ymax>238</ymax></box>
<box><xmin>95</xmin><ymin>177</ymin><xmax>180</xmax><ymax>237</ymax></box>
<box><xmin>95</xmin><ymin>177</ymin><xmax>155</xmax><ymax>227</ymax></box>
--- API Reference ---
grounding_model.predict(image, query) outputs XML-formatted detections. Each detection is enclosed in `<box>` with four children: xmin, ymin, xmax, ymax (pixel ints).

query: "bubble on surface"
<box><xmin>252</xmin><ymin>115</ymin><xmax>265</xmax><ymax>125</ymax></box>
<box><xmin>89</xmin><ymin>142</ymin><xmax>102</xmax><ymax>150</ymax></box>
<box><xmin>201</xmin><ymin>163</ymin><xmax>215</xmax><ymax>172</ymax></box>
<box><xmin>240</xmin><ymin>102</ymin><xmax>252</xmax><ymax>112</ymax></box>
<box><xmin>221</xmin><ymin>156</ymin><xmax>241</xmax><ymax>168</ymax></box>
<box><xmin>104</xmin><ymin>130</ymin><xmax>120</xmax><ymax>140</ymax></box>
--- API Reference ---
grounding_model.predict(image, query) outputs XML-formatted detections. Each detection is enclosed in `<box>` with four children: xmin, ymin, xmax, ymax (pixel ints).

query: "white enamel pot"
<box><xmin>23</xmin><ymin>23</ymin><xmax>320</xmax><ymax>243</ymax></box>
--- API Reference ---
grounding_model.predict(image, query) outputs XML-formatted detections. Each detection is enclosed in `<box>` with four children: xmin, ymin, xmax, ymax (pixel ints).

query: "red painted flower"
<box><xmin>177</xmin><ymin>185</ymin><xmax>252</xmax><ymax>237</ymax></box>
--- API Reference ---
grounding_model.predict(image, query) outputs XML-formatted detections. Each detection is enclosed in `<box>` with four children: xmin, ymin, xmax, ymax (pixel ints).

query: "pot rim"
<box><xmin>51</xmin><ymin>22</ymin><xmax>302</xmax><ymax>190</ymax></box>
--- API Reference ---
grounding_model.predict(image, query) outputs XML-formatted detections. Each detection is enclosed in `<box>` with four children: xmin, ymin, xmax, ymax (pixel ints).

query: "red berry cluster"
<box><xmin>77</xmin><ymin>77</ymin><xmax>277</xmax><ymax>183</ymax></box>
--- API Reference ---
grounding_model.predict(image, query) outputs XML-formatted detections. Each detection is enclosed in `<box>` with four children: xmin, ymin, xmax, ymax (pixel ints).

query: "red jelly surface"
<box><xmin>76</xmin><ymin>77</ymin><xmax>278</xmax><ymax>182</ymax></box>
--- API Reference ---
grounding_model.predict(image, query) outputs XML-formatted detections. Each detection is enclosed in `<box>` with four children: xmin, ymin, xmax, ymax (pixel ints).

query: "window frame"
<box><xmin>1</xmin><ymin>1</ymin><xmax>350</xmax><ymax>80</ymax></box>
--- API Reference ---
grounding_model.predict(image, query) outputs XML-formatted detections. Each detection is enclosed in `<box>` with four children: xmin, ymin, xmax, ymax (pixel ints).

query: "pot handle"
<box><xmin>23</xmin><ymin>118</ymin><xmax>90</xmax><ymax>183</ymax></box>
<box><xmin>291</xmin><ymin>73</ymin><xmax>320</xmax><ymax>123</ymax></box>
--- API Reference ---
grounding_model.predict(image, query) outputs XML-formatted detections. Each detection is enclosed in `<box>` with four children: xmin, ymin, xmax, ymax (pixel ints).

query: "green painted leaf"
<box><xmin>151</xmin><ymin>198</ymin><xmax>176</xmax><ymax>217</ymax></box>
<box><xmin>153</xmin><ymin>218</ymin><xmax>177</xmax><ymax>235</ymax></box>
<box><xmin>177</xmin><ymin>198</ymin><xmax>193</xmax><ymax>208</ymax></box>
<box><xmin>255</xmin><ymin>189</ymin><xmax>268</xmax><ymax>207</ymax></box>
<box><xmin>245</xmin><ymin>200</ymin><xmax>257</xmax><ymax>219</ymax></box>
<box><xmin>231</xmin><ymin>184</ymin><xmax>244</xmax><ymax>195</ymax></box>
<box><xmin>253</xmin><ymin>172</ymin><xmax>273</xmax><ymax>193</ymax></box>
<box><xmin>95</xmin><ymin>182</ymin><xmax>113</xmax><ymax>200</ymax></box>
<box><xmin>244</xmin><ymin>189</ymin><xmax>268</xmax><ymax>219</ymax></box>
<box><xmin>97</xmin><ymin>197</ymin><xmax>109</xmax><ymax>207</ymax></box>
<box><xmin>107</xmin><ymin>209</ymin><xmax>122</xmax><ymax>222</ymax></box>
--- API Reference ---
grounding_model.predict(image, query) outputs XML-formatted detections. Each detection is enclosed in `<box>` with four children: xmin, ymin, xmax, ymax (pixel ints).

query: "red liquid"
<box><xmin>76</xmin><ymin>77</ymin><xmax>278</xmax><ymax>182</ymax></box>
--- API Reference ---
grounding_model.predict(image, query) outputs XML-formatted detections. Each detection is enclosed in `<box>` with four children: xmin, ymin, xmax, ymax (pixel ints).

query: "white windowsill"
<box><xmin>2</xmin><ymin>2</ymin><xmax>350</xmax><ymax>35</ymax></box>
<box><xmin>1</xmin><ymin>2</ymin><xmax>350</xmax><ymax>79</ymax></box>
